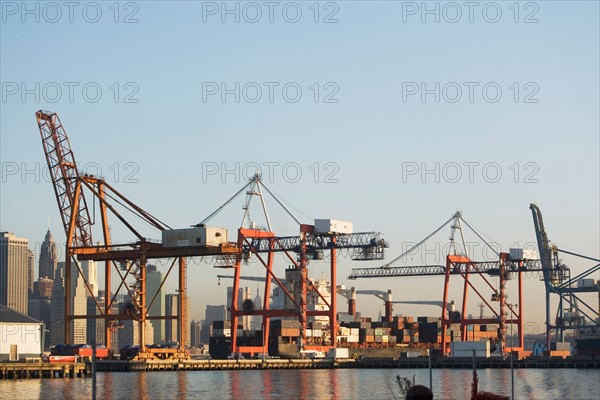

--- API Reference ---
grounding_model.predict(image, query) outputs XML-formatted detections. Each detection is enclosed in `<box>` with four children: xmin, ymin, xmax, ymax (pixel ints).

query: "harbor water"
<box><xmin>1</xmin><ymin>368</ymin><xmax>599</xmax><ymax>400</ymax></box>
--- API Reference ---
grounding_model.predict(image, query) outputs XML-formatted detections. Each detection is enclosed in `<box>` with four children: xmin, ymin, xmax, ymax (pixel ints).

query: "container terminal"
<box><xmin>2</xmin><ymin>111</ymin><xmax>596</xmax><ymax>377</ymax></box>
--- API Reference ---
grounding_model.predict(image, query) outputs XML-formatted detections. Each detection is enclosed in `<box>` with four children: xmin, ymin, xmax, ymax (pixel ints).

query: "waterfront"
<box><xmin>0</xmin><ymin>369</ymin><xmax>599</xmax><ymax>400</ymax></box>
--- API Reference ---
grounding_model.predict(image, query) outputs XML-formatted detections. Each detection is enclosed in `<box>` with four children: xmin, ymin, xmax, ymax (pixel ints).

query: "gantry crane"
<box><xmin>36</xmin><ymin>110</ymin><xmax>241</xmax><ymax>359</ymax></box>
<box><xmin>201</xmin><ymin>177</ymin><xmax>386</xmax><ymax>356</ymax></box>
<box><xmin>37</xmin><ymin>111</ymin><xmax>386</xmax><ymax>359</ymax></box>
<box><xmin>348</xmin><ymin>211</ymin><xmax>546</xmax><ymax>356</ymax></box>
<box><xmin>530</xmin><ymin>203</ymin><xmax>600</xmax><ymax>350</ymax></box>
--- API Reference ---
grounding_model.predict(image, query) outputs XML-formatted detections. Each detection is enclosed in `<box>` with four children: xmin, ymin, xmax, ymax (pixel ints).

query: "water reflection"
<box><xmin>0</xmin><ymin>368</ymin><xmax>598</xmax><ymax>400</ymax></box>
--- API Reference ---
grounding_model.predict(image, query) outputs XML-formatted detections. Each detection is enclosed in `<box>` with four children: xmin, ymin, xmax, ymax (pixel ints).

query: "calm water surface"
<box><xmin>0</xmin><ymin>369</ymin><xmax>598</xmax><ymax>400</ymax></box>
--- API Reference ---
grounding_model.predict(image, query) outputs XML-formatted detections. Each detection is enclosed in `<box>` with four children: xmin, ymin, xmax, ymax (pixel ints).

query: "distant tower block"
<box><xmin>39</xmin><ymin>229</ymin><xmax>59</xmax><ymax>280</ymax></box>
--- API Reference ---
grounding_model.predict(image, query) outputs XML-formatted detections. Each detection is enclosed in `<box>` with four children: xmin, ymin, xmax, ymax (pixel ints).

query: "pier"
<box><xmin>0</xmin><ymin>362</ymin><xmax>88</xmax><ymax>379</ymax></box>
<box><xmin>1</xmin><ymin>356</ymin><xmax>598</xmax><ymax>379</ymax></box>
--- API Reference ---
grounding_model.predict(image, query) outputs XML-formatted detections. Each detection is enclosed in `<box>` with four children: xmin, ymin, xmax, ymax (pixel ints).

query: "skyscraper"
<box><xmin>27</xmin><ymin>249</ymin><xmax>34</xmax><ymax>295</ymax></box>
<box><xmin>79</xmin><ymin>260</ymin><xmax>98</xmax><ymax>297</ymax></box>
<box><xmin>202</xmin><ymin>304</ymin><xmax>227</xmax><ymax>344</ymax></box>
<box><xmin>227</xmin><ymin>286</ymin><xmax>251</xmax><ymax>329</ymax></box>
<box><xmin>39</xmin><ymin>229</ymin><xmax>58</xmax><ymax>280</ymax></box>
<box><xmin>0</xmin><ymin>232</ymin><xmax>29</xmax><ymax>315</ymax></box>
<box><xmin>71</xmin><ymin>264</ymin><xmax>87</xmax><ymax>344</ymax></box>
<box><xmin>146</xmin><ymin>264</ymin><xmax>164</xmax><ymax>343</ymax></box>
<box><xmin>118</xmin><ymin>297</ymin><xmax>154</xmax><ymax>347</ymax></box>
<box><xmin>165</xmin><ymin>293</ymin><xmax>190</xmax><ymax>346</ymax></box>
<box><xmin>49</xmin><ymin>262</ymin><xmax>65</xmax><ymax>346</ymax></box>
<box><xmin>190</xmin><ymin>320</ymin><xmax>202</xmax><ymax>347</ymax></box>
<box><xmin>252</xmin><ymin>285</ymin><xmax>263</xmax><ymax>330</ymax></box>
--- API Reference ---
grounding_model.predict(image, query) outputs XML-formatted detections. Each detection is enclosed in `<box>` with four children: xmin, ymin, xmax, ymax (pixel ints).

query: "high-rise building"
<box><xmin>146</xmin><ymin>264</ymin><xmax>164</xmax><ymax>343</ymax></box>
<box><xmin>165</xmin><ymin>294</ymin><xmax>190</xmax><ymax>346</ymax></box>
<box><xmin>165</xmin><ymin>294</ymin><xmax>177</xmax><ymax>343</ymax></box>
<box><xmin>49</xmin><ymin>262</ymin><xmax>65</xmax><ymax>346</ymax></box>
<box><xmin>39</xmin><ymin>229</ymin><xmax>58</xmax><ymax>280</ymax></box>
<box><xmin>190</xmin><ymin>320</ymin><xmax>202</xmax><ymax>347</ymax></box>
<box><xmin>252</xmin><ymin>285</ymin><xmax>263</xmax><ymax>331</ymax></box>
<box><xmin>33</xmin><ymin>278</ymin><xmax>53</xmax><ymax>299</ymax></box>
<box><xmin>202</xmin><ymin>304</ymin><xmax>227</xmax><ymax>344</ymax></box>
<box><xmin>27</xmin><ymin>249</ymin><xmax>34</xmax><ymax>295</ymax></box>
<box><xmin>79</xmin><ymin>260</ymin><xmax>98</xmax><ymax>297</ymax></box>
<box><xmin>227</xmin><ymin>286</ymin><xmax>251</xmax><ymax>329</ymax></box>
<box><xmin>0</xmin><ymin>232</ymin><xmax>29</xmax><ymax>315</ymax></box>
<box><xmin>29</xmin><ymin>277</ymin><xmax>53</xmax><ymax>348</ymax></box>
<box><xmin>118</xmin><ymin>297</ymin><xmax>154</xmax><ymax>347</ymax></box>
<box><xmin>71</xmin><ymin>264</ymin><xmax>87</xmax><ymax>344</ymax></box>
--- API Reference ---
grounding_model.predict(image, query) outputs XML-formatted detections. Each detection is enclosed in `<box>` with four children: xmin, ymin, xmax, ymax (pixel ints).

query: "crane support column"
<box><xmin>330</xmin><ymin>236</ymin><xmax>337</xmax><ymax>346</ymax></box>
<box><xmin>139</xmin><ymin>253</ymin><xmax>147</xmax><ymax>353</ymax></box>
<box><xmin>263</xmin><ymin>240</ymin><xmax>274</xmax><ymax>356</ymax></box>
<box><xmin>178</xmin><ymin>257</ymin><xmax>187</xmax><ymax>355</ymax></box>
<box><xmin>231</xmin><ymin>232</ymin><xmax>243</xmax><ymax>356</ymax></box>
<box><xmin>460</xmin><ymin>261</ymin><xmax>471</xmax><ymax>341</ymax></box>
<box><xmin>99</xmin><ymin>181</ymin><xmax>112</xmax><ymax>349</ymax></box>
<box><xmin>499</xmin><ymin>254</ymin><xmax>507</xmax><ymax>355</ymax></box>
<box><xmin>299</xmin><ymin>225</ymin><xmax>309</xmax><ymax>349</ymax></box>
<box><xmin>441</xmin><ymin>256</ymin><xmax>452</xmax><ymax>354</ymax></box>
<box><xmin>518</xmin><ymin>265</ymin><xmax>525</xmax><ymax>350</ymax></box>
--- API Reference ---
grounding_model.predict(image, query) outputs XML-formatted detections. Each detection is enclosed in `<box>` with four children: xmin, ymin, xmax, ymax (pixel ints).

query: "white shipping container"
<box><xmin>314</xmin><ymin>219</ymin><xmax>353</xmax><ymax>235</ymax></box>
<box><xmin>347</xmin><ymin>335</ymin><xmax>359</xmax><ymax>343</ymax></box>
<box><xmin>451</xmin><ymin>350</ymin><xmax>490</xmax><ymax>358</ymax></box>
<box><xmin>509</xmin><ymin>248</ymin><xmax>523</xmax><ymax>261</ymax></box>
<box><xmin>577</xmin><ymin>279</ymin><xmax>596</xmax><ymax>288</ymax></box>
<box><xmin>350</xmin><ymin>328</ymin><xmax>359</xmax><ymax>336</ymax></box>
<box><xmin>450</xmin><ymin>341</ymin><xmax>489</xmax><ymax>351</ymax></box>
<box><xmin>327</xmin><ymin>348</ymin><xmax>349</xmax><ymax>359</ymax></box>
<box><xmin>162</xmin><ymin>227</ymin><xmax>228</xmax><ymax>247</ymax></box>
<box><xmin>510</xmin><ymin>248</ymin><xmax>537</xmax><ymax>260</ymax></box>
<box><xmin>450</xmin><ymin>341</ymin><xmax>490</xmax><ymax>358</ymax></box>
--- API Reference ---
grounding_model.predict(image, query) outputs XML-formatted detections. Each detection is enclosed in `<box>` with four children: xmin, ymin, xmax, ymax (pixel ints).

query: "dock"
<box><xmin>0</xmin><ymin>362</ymin><xmax>88</xmax><ymax>379</ymax></box>
<box><xmin>1</xmin><ymin>356</ymin><xmax>598</xmax><ymax>379</ymax></box>
<box><xmin>94</xmin><ymin>356</ymin><xmax>600</xmax><ymax>372</ymax></box>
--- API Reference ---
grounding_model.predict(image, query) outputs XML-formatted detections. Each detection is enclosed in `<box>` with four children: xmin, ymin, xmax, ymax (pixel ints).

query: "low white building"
<box><xmin>0</xmin><ymin>304</ymin><xmax>44</xmax><ymax>361</ymax></box>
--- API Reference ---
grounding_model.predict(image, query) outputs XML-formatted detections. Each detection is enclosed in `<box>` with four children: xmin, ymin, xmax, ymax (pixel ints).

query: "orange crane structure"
<box><xmin>36</xmin><ymin>110</ymin><xmax>385</xmax><ymax>359</ymax></box>
<box><xmin>195</xmin><ymin>175</ymin><xmax>387</xmax><ymax>357</ymax></box>
<box><xmin>36</xmin><ymin>110</ymin><xmax>239</xmax><ymax>359</ymax></box>
<box><xmin>348</xmin><ymin>211</ymin><xmax>545</xmax><ymax>356</ymax></box>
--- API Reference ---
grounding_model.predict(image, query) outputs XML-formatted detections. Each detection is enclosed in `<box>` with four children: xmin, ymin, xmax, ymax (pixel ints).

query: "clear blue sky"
<box><xmin>1</xmin><ymin>1</ymin><xmax>598</xmax><ymax>327</ymax></box>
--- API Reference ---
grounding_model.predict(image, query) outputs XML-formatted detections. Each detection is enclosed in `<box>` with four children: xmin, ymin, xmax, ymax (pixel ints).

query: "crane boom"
<box><xmin>36</xmin><ymin>110</ymin><xmax>93</xmax><ymax>247</ymax></box>
<box><xmin>349</xmin><ymin>259</ymin><xmax>544</xmax><ymax>279</ymax></box>
<box><xmin>530</xmin><ymin>203</ymin><xmax>554</xmax><ymax>285</ymax></box>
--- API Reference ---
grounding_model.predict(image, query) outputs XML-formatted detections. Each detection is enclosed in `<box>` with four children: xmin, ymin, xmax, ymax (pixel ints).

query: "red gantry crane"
<box><xmin>36</xmin><ymin>110</ymin><xmax>241</xmax><ymax>359</ymax></box>
<box><xmin>37</xmin><ymin>110</ymin><xmax>386</xmax><ymax>359</ymax></box>
<box><xmin>348</xmin><ymin>211</ymin><xmax>545</xmax><ymax>356</ymax></box>
<box><xmin>197</xmin><ymin>173</ymin><xmax>387</xmax><ymax>357</ymax></box>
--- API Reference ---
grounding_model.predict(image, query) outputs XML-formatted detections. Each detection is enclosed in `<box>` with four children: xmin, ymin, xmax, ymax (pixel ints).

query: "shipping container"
<box><xmin>550</xmin><ymin>342</ymin><xmax>571</xmax><ymax>351</ymax></box>
<box><xmin>327</xmin><ymin>348</ymin><xmax>350</xmax><ymax>359</ymax></box>
<box><xmin>577</xmin><ymin>279</ymin><xmax>596</xmax><ymax>288</ymax></box>
<box><xmin>314</xmin><ymin>219</ymin><xmax>353</xmax><ymax>235</ymax></box>
<box><xmin>162</xmin><ymin>227</ymin><xmax>228</xmax><ymax>247</ymax></box>
<box><xmin>450</xmin><ymin>341</ymin><xmax>490</xmax><ymax>358</ymax></box>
